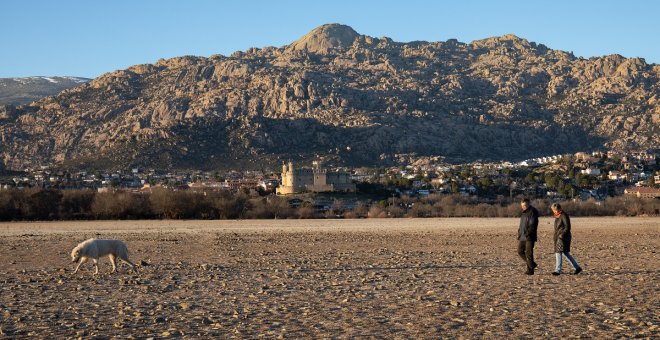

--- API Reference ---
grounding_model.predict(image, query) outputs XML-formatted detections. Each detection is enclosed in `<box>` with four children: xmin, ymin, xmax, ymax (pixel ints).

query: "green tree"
<box><xmin>478</xmin><ymin>177</ymin><xmax>493</xmax><ymax>188</ymax></box>
<box><xmin>647</xmin><ymin>175</ymin><xmax>656</xmax><ymax>187</ymax></box>
<box><xmin>544</xmin><ymin>173</ymin><xmax>558</xmax><ymax>189</ymax></box>
<box><xmin>450</xmin><ymin>181</ymin><xmax>459</xmax><ymax>193</ymax></box>
<box><xmin>524</xmin><ymin>173</ymin><xmax>536</xmax><ymax>185</ymax></box>
<box><xmin>557</xmin><ymin>181</ymin><xmax>570</xmax><ymax>197</ymax></box>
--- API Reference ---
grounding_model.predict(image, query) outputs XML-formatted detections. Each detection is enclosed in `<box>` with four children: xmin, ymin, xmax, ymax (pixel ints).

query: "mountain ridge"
<box><xmin>0</xmin><ymin>76</ymin><xmax>91</xmax><ymax>106</ymax></box>
<box><xmin>0</xmin><ymin>24</ymin><xmax>657</xmax><ymax>171</ymax></box>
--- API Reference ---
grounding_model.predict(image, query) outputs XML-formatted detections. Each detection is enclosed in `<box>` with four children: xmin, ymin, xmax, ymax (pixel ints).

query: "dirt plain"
<box><xmin>0</xmin><ymin>217</ymin><xmax>658</xmax><ymax>339</ymax></box>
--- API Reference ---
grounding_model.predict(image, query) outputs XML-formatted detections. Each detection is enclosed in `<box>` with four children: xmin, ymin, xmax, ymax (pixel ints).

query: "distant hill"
<box><xmin>0</xmin><ymin>76</ymin><xmax>90</xmax><ymax>105</ymax></box>
<box><xmin>0</xmin><ymin>24</ymin><xmax>657</xmax><ymax>171</ymax></box>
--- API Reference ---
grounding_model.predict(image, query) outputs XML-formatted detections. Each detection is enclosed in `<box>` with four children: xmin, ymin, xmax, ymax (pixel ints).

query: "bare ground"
<box><xmin>0</xmin><ymin>217</ymin><xmax>658</xmax><ymax>338</ymax></box>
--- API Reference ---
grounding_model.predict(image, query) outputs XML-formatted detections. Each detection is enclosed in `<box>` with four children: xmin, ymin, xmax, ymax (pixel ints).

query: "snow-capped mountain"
<box><xmin>0</xmin><ymin>76</ymin><xmax>91</xmax><ymax>105</ymax></box>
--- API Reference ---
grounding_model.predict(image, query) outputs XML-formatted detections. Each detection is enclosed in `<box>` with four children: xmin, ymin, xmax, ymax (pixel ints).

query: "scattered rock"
<box><xmin>0</xmin><ymin>218</ymin><xmax>654</xmax><ymax>338</ymax></box>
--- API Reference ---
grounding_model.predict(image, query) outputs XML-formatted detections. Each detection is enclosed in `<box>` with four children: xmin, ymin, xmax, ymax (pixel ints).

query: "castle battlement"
<box><xmin>277</xmin><ymin>161</ymin><xmax>355</xmax><ymax>195</ymax></box>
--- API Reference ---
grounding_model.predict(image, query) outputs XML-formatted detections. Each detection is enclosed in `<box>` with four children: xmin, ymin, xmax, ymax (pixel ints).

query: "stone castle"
<box><xmin>276</xmin><ymin>161</ymin><xmax>356</xmax><ymax>195</ymax></box>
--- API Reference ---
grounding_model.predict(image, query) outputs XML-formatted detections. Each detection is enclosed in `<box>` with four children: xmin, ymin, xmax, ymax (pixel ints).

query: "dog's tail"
<box><xmin>119</xmin><ymin>242</ymin><xmax>130</xmax><ymax>257</ymax></box>
<box><xmin>121</xmin><ymin>242</ymin><xmax>137</xmax><ymax>272</ymax></box>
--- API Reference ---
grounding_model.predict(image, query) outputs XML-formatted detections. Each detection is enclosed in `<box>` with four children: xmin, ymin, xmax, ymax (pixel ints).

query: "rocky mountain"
<box><xmin>0</xmin><ymin>76</ymin><xmax>90</xmax><ymax>106</ymax></box>
<box><xmin>0</xmin><ymin>24</ymin><xmax>657</xmax><ymax>170</ymax></box>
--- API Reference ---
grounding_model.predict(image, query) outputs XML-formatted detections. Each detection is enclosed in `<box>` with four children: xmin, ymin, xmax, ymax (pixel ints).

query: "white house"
<box><xmin>580</xmin><ymin>168</ymin><xmax>601</xmax><ymax>175</ymax></box>
<box><xmin>608</xmin><ymin>171</ymin><xmax>623</xmax><ymax>181</ymax></box>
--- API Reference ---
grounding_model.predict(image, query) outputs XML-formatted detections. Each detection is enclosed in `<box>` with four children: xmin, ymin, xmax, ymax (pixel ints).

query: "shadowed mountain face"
<box><xmin>0</xmin><ymin>24</ymin><xmax>658</xmax><ymax>170</ymax></box>
<box><xmin>0</xmin><ymin>76</ymin><xmax>90</xmax><ymax>106</ymax></box>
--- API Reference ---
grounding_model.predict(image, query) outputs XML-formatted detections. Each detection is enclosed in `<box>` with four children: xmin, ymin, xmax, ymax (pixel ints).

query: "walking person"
<box><xmin>551</xmin><ymin>203</ymin><xmax>583</xmax><ymax>275</ymax></box>
<box><xmin>517</xmin><ymin>198</ymin><xmax>539</xmax><ymax>275</ymax></box>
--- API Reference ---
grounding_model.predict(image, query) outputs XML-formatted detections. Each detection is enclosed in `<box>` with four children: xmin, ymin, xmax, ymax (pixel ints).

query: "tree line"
<box><xmin>0</xmin><ymin>188</ymin><xmax>657</xmax><ymax>221</ymax></box>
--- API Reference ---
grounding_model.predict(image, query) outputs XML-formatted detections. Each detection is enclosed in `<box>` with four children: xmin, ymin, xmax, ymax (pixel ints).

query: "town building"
<box><xmin>624</xmin><ymin>187</ymin><xmax>660</xmax><ymax>199</ymax></box>
<box><xmin>224</xmin><ymin>178</ymin><xmax>260</xmax><ymax>191</ymax></box>
<box><xmin>580</xmin><ymin>168</ymin><xmax>601</xmax><ymax>175</ymax></box>
<box><xmin>277</xmin><ymin>161</ymin><xmax>356</xmax><ymax>195</ymax></box>
<box><xmin>575</xmin><ymin>152</ymin><xmax>596</xmax><ymax>163</ymax></box>
<box><xmin>608</xmin><ymin>171</ymin><xmax>624</xmax><ymax>181</ymax></box>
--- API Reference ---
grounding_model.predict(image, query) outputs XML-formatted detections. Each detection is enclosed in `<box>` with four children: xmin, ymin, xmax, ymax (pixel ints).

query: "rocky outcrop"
<box><xmin>0</xmin><ymin>105</ymin><xmax>17</xmax><ymax>120</ymax></box>
<box><xmin>0</xmin><ymin>25</ymin><xmax>657</xmax><ymax>170</ymax></box>
<box><xmin>288</xmin><ymin>24</ymin><xmax>360</xmax><ymax>54</ymax></box>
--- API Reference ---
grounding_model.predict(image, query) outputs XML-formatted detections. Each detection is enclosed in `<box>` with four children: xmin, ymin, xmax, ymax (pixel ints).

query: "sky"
<box><xmin>2</xmin><ymin>0</ymin><xmax>658</xmax><ymax>78</ymax></box>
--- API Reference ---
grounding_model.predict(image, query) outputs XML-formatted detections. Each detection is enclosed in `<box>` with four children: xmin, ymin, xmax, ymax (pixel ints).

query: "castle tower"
<box><xmin>288</xmin><ymin>161</ymin><xmax>294</xmax><ymax>187</ymax></box>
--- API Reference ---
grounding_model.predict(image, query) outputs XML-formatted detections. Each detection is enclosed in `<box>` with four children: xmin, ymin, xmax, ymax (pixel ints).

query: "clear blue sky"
<box><xmin>2</xmin><ymin>0</ymin><xmax>658</xmax><ymax>78</ymax></box>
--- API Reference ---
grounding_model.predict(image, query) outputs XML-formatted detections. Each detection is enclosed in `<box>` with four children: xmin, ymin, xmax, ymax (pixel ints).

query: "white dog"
<box><xmin>71</xmin><ymin>238</ymin><xmax>136</xmax><ymax>274</ymax></box>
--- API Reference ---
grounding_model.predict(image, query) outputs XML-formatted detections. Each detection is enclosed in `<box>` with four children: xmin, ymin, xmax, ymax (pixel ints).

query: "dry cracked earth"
<box><xmin>0</xmin><ymin>217</ymin><xmax>658</xmax><ymax>338</ymax></box>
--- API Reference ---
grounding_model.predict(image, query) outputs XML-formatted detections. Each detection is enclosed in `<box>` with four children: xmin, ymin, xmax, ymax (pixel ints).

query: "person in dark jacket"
<box><xmin>517</xmin><ymin>198</ymin><xmax>539</xmax><ymax>275</ymax></box>
<box><xmin>551</xmin><ymin>203</ymin><xmax>582</xmax><ymax>275</ymax></box>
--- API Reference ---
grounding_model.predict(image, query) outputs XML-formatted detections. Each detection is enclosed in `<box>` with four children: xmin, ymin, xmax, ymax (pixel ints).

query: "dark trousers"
<box><xmin>518</xmin><ymin>240</ymin><xmax>536</xmax><ymax>272</ymax></box>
